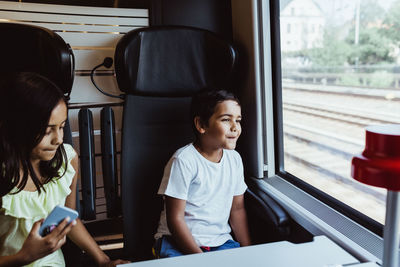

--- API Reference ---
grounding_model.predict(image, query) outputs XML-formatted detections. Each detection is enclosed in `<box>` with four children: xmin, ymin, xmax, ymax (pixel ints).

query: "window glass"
<box><xmin>279</xmin><ymin>0</ymin><xmax>400</xmax><ymax>224</ymax></box>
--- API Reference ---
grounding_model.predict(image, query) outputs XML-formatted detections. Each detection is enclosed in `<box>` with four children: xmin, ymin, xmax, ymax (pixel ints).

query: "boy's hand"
<box><xmin>18</xmin><ymin>218</ymin><xmax>76</xmax><ymax>264</ymax></box>
<box><xmin>229</xmin><ymin>194</ymin><xmax>251</xmax><ymax>246</ymax></box>
<box><xmin>99</xmin><ymin>259</ymin><xmax>131</xmax><ymax>267</ymax></box>
<box><xmin>166</xmin><ymin>196</ymin><xmax>203</xmax><ymax>254</ymax></box>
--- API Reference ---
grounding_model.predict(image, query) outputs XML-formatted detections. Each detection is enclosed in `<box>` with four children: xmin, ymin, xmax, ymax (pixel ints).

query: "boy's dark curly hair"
<box><xmin>190</xmin><ymin>89</ymin><xmax>240</xmax><ymax>137</ymax></box>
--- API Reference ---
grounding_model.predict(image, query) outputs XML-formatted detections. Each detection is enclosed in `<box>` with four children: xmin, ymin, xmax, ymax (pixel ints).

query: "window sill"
<box><xmin>251</xmin><ymin>175</ymin><xmax>384</xmax><ymax>264</ymax></box>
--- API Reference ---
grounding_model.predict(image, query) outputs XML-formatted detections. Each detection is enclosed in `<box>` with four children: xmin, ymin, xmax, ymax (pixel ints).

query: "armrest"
<box><xmin>245</xmin><ymin>188</ymin><xmax>290</xmax><ymax>227</ymax></box>
<box><xmin>244</xmin><ymin>187</ymin><xmax>291</xmax><ymax>243</ymax></box>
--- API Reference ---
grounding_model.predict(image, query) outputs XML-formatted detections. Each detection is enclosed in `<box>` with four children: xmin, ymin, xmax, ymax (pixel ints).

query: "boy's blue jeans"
<box><xmin>154</xmin><ymin>235</ymin><xmax>240</xmax><ymax>258</ymax></box>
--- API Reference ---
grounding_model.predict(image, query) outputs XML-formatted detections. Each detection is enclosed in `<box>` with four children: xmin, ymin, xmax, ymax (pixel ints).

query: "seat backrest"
<box><xmin>0</xmin><ymin>22</ymin><xmax>77</xmax><ymax>211</ymax></box>
<box><xmin>0</xmin><ymin>23</ymin><xmax>74</xmax><ymax>99</ymax></box>
<box><xmin>115</xmin><ymin>26</ymin><xmax>236</xmax><ymax>261</ymax></box>
<box><xmin>0</xmin><ymin>22</ymin><xmax>74</xmax><ymax>142</ymax></box>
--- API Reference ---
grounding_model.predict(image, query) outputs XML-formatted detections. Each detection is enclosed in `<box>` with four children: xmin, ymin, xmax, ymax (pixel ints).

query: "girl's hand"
<box><xmin>17</xmin><ymin>217</ymin><xmax>76</xmax><ymax>264</ymax></box>
<box><xmin>99</xmin><ymin>259</ymin><xmax>131</xmax><ymax>267</ymax></box>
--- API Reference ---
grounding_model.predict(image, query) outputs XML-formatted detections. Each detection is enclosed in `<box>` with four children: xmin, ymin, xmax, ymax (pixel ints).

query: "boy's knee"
<box><xmin>215</xmin><ymin>239</ymin><xmax>240</xmax><ymax>251</ymax></box>
<box><xmin>226</xmin><ymin>239</ymin><xmax>241</xmax><ymax>248</ymax></box>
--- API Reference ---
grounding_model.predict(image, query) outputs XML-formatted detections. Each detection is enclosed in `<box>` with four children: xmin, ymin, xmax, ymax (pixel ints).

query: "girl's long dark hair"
<box><xmin>0</xmin><ymin>72</ymin><xmax>68</xmax><ymax>197</ymax></box>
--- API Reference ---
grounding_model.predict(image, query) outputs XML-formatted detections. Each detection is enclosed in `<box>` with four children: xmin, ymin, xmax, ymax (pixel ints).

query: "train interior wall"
<box><xmin>1</xmin><ymin>0</ymin><xmax>317</xmax><ymax>263</ymax></box>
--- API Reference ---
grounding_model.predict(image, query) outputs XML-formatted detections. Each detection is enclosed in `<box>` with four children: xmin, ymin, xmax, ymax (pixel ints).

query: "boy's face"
<box><xmin>198</xmin><ymin>100</ymin><xmax>242</xmax><ymax>150</ymax></box>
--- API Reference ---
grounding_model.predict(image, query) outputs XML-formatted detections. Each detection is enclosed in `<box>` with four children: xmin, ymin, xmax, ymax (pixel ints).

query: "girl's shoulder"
<box><xmin>58</xmin><ymin>143</ymin><xmax>77</xmax><ymax>176</ymax></box>
<box><xmin>62</xmin><ymin>143</ymin><xmax>77</xmax><ymax>161</ymax></box>
<box><xmin>58</xmin><ymin>143</ymin><xmax>77</xmax><ymax>182</ymax></box>
<box><xmin>1</xmin><ymin>144</ymin><xmax>78</xmax><ymax>220</ymax></box>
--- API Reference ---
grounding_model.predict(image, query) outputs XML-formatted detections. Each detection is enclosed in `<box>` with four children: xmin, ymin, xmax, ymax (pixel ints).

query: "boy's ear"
<box><xmin>194</xmin><ymin>116</ymin><xmax>206</xmax><ymax>134</ymax></box>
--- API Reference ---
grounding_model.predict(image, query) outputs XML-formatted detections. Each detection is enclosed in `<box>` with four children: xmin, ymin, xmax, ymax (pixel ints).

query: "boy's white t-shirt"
<box><xmin>155</xmin><ymin>143</ymin><xmax>247</xmax><ymax>247</ymax></box>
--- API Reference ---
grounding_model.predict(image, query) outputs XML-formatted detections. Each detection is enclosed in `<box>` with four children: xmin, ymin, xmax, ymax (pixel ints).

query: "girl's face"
<box><xmin>30</xmin><ymin>100</ymin><xmax>67</xmax><ymax>163</ymax></box>
<box><xmin>198</xmin><ymin>100</ymin><xmax>242</xmax><ymax>150</ymax></box>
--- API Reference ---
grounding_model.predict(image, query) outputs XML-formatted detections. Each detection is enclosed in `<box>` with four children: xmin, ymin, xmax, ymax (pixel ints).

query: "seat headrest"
<box><xmin>114</xmin><ymin>26</ymin><xmax>236</xmax><ymax>96</ymax></box>
<box><xmin>0</xmin><ymin>23</ymin><xmax>74</xmax><ymax>97</ymax></box>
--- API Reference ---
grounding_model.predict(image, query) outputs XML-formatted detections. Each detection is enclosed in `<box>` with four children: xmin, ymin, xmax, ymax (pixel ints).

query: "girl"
<box><xmin>0</xmin><ymin>72</ymin><xmax>128</xmax><ymax>266</ymax></box>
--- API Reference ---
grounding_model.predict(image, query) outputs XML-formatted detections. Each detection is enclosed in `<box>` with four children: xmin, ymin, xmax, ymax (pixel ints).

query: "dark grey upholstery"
<box><xmin>0</xmin><ymin>22</ymin><xmax>75</xmax><ymax>145</ymax></box>
<box><xmin>115</xmin><ymin>26</ymin><xmax>236</xmax><ymax>96</ymax></box>
<box><xmin>121</xmin><ymin>95</ymin><xmax>193</xmax><ymax>260</ymax></box>
<box><xmin>115</xmin><ymin>26</ymin><xmax>237</xmax><ymax>261</ymax></box>
<box><xmin>0</xmin><ymin>23</ymin><xmax>74</xmax><ymax>98</ymax></box>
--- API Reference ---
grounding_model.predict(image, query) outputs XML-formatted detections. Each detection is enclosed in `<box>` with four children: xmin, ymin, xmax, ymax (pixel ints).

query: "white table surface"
<box><xmin>118</xmin><ymin>236</ymin><xmax>360</xmax><ymax>267</ymax></box>
<box><xmin>346</xmin><ymin>263</ymin><xmax>380</xmax><ymax>267</ymax></box>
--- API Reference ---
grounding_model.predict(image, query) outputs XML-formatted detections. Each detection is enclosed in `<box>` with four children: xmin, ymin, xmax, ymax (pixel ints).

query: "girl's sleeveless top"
<box><xmin>0</xmin><ymin>143</ymin><xmax>76</xmax><ymax>267</ymax></box>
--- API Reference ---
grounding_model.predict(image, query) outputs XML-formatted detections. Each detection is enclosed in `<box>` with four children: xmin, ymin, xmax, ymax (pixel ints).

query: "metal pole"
<box><xmin>383</xmin><ymin>190</ymin><xmax>400</xmax><ymax>267</ymax></box>
<box><xmin>354</xmin><ymin>0</ymin><xmax>360</xmax><ymax>45</ymax></box>
<box><xmin>354</xmin><ymin>0</ymin><xmax>360</xmax><ymax>67</ymax></box>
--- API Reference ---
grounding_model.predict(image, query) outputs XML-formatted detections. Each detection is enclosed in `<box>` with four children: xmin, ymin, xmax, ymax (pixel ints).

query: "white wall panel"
<box><xmin>0</xmin><ymin>1</ymin><xmax>148</xmax><ymax>17</ymax></box>
<box><xmin>73</xmin><ymin>49</ymin><xmax>115</xmax><ymax>70</ymax></box>
<box><xmin>58</xmin><ymin>32</ymin><xmax>124</xmax><ymax>47</ymax></box>
<box><xmin>0</xmin><ymin>11</ymin><xmax>148</xmax><ymax>26</ymax></box>
<box><xmin>69</xmin><ymin>76</ymin><xmax>121</xmax><ymax>103</ymax></box>
<box><xmin>9</xmin><ymin>22</ymin><xmax>139</xmax><ymax>34</ymax></box>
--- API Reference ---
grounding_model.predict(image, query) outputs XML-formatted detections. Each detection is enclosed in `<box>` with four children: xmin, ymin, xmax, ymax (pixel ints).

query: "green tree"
<box><xmin>382</xmin><ymin>0</ymin><xmax>400</xmax><ymax>44</ymax></box>
<box><xmin>346</xmin><ymin>27</ymin><xmax>394</xmax><ymax>65</ymax></box>
<box><xmin>359</xmin><ymin>0</ymin><xmax>385</xmax><ymax>27</ymax></box>
<box><xmin>343</xmin><ymin>0</ymin><xmax>393</xmax><ymax>65</ymax></box>
<box><xmin>305</xmin><ymin>28</ymin><xmax>351</xmax><ymax>68</ymax></box>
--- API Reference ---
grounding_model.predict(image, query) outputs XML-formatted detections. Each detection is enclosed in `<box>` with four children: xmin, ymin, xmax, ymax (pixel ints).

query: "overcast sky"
<box><xmin>315</xmin><ymin>0</ymin><xmax>394</xmax><ymax>25</ymax></box>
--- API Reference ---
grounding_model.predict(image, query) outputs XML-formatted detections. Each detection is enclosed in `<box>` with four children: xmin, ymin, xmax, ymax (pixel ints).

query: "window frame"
<box><xmin>267</xmin><ymin>0</ymin><xmax>384</xmax><ymax>237</ymax></box>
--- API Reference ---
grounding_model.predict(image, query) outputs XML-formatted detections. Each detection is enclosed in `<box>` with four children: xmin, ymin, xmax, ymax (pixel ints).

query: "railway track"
<box><xmin>283</xmin><ymin>123</ymin><xmax>385</xmax><ymax>202</ymax></box>
<box><xmin>283</xmin><ymin>100</ymin><xmax>400</xmax><ymax>126</ymax></box>
<box><xmin>283</xmin><ymin>83</ymin><xmax>400</xmax><ymax>101</ymax></box>
<box><xmin>281</xmin><ymin>84</ymin><xmax>398</xmax><ymax>221</ymax></box>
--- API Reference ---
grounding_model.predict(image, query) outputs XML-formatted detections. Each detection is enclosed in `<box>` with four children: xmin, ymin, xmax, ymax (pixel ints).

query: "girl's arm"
<box><xmin>229</xmin><ymin>194</ymin><xmax>251</xmax><ymax>246</ymax></box>
<box><xmin>65</xmin><ymin>154</ymin><xmax>129</xmax><ymax>267</ymax></box>
<box><xmin>165</xmin><ymin>196</ymin><xmax>203</xmax><ymax>254</ymax></box>
<box><xmin>0</xmin><ymin>218</ymin><xmax>75</xmax><ymax>267</ymax></box>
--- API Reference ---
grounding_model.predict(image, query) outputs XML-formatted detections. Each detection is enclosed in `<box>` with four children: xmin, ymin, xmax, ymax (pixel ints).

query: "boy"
<box><xmin>154</xmin><ymin>90</ymin><xmax>251</xmax><ymax>257</ymax></box>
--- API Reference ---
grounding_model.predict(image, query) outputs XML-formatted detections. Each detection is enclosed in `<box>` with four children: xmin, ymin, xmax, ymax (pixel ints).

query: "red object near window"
<box><xmin>351</xmin><ymin>124</ymin><xmax>400</xmax><ymax>191</ymax></box>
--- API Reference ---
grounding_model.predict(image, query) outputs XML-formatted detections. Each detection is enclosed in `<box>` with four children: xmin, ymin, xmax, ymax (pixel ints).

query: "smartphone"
<box><xmin>39</xmin><ymin>205</ymin><xmax>79</xmax><ymax>236</ymax></box>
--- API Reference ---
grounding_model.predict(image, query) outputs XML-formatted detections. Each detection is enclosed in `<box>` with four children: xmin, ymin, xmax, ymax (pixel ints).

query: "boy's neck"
<box><xmin>193</xmin><ymin>141</ymin><xmax>223</xmax><ymax>163</ymax></box>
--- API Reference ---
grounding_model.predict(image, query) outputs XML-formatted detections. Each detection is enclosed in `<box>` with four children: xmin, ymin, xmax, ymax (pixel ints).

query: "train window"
<box><xmin>278</xmin><ymin>0</ymin><xmax>400</xmax><ymax>225</ymax></box>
